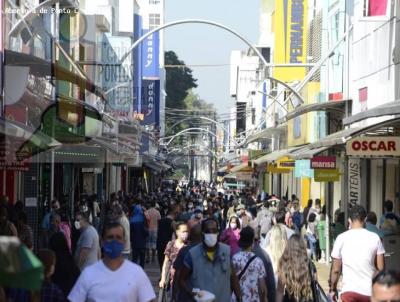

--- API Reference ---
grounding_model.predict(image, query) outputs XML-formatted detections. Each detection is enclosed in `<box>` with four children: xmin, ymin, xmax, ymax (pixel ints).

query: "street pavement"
<box><xmin>144</xmin><ymin>260</ymin><xmax>162</xmax><ymax>296</ymax></box>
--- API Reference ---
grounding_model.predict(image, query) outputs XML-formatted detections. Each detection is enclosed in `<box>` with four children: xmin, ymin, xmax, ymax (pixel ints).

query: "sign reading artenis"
<box><xmin>346</xmin><ymin>137</ymin><xmax>400</xmax><ymax>157</ymax></box>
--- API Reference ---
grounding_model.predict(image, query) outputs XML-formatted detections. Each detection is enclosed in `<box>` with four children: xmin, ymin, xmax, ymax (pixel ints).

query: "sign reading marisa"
<box><xmin>311</xmin><ymin>156</ymin><xmax>336</xmax><ymax>169</ymax></box>
<box><xmin>314</xmin><ymin>169</ymin><xmax>340</xmax><ymax>182</ymax></box>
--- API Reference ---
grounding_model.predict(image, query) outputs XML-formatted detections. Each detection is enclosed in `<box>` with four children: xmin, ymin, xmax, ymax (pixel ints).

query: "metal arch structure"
<box><xmin>170</xmin><ymin>115</ymin><xmax>230</xmax><ymax>133</ymax></box>
<box><xmin>120</xmin><ymin>19</ymin><xmax>304</xmax><ymax>104</ymax></box>
<box><xmin>167</xmin><ymin>144</ymin><xmax>219</xmax><ymax>158</ymax></box>
<box><xmin>160</xmin><ymin>127</ymin><xmax>221</xmax><ymax>147</ymax></box>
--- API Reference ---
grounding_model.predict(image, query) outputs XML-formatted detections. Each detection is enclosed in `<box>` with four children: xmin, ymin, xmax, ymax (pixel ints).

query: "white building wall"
<box><xmin>350</xmin><ymin>0</ymin><xmax>399</xmax><ymax>123</ymax></box>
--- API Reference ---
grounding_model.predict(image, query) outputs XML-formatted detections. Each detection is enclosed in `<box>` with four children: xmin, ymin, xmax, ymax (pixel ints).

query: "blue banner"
<box><xmin>133</xmin><ymin>14</ymin><xmax>143</xmax><ymax>113</ymax></box>
<box><xmin>141</xmin><ymin>29</ymin><xmax>160</xmax><ymax>80</ymax></box>
<box><xmin>142</xmin><ymin>80</ymin><xmax>160</xmax><ymax>125</ymax></box>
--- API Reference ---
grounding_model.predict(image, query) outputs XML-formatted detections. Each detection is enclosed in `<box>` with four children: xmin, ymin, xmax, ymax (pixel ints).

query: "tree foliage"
<box><xmin>165</xmin><ymin>51</ymin><xmax>197</xmax><ymax>110</ymax></box>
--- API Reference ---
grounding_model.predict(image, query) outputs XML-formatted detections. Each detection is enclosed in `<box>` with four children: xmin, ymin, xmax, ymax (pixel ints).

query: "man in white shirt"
<box><xmin>329</xmin><ymin>204</ymin><xmax>385</xmax><ymax>302</ymax></box>
<box><xmin>68</xmin><ymin>221</ymin><xmax>156</xmax><ymax>302</ymax></box>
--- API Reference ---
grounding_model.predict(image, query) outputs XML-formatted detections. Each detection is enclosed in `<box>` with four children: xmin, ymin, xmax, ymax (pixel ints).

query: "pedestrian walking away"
<box><xmin>329</xmin><ymin>205</ymin><xmax>385</xmax><ymax>302</ymax></box>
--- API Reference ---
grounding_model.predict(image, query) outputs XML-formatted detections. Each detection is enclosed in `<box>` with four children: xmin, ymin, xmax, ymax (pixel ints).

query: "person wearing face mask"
<box><xmin>159</xmin><ymin>222</ymin><xmax>188</xmax><ymax>294</ymax></box>
<box><xmin>68</xmin><ymin>221</ymin><xmax>156</xmax><ymax>302</ymax></box>
<box><xmin>74</xmin><ymin>211</ymin><xmax>100</xmax><ymax>271</ymax></box>
<box><xmin>179</xmin><ymin>218</ymin><xmax>242</xmax><ymax>302</ymax></box>
<box><xmin>220</xmin><ymin>216</ymin><xmax>241</xmax><ymax>256</ymax></box>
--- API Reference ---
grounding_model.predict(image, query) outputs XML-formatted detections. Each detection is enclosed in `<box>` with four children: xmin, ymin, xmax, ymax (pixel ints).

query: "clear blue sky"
<box><xmin>165</xmin><ymin>0</ymin><xmax>260</xmax><ymax>113</ymax></box>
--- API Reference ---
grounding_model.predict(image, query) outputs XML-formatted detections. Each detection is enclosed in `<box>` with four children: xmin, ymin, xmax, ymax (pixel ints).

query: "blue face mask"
<box><xmin>103</xmin><ymin>240</ymin><xmax>124</xmax><ymax>259</ymax></box>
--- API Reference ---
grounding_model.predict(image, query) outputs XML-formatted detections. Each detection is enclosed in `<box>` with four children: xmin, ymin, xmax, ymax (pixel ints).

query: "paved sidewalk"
<box><xmin>144</xmin><ymin>259</ymin><xmax>162</xmax><ymax>295</ymax></box>
<box><xmin>315</xmin><ymin>261</ymin><xmax>330</xmax><ymax>292</ymax></box>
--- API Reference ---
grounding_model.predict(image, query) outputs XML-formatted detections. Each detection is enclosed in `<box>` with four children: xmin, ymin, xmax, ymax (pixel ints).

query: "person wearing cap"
<box><xmin>232</xmin><ymin>226</ymin><xmax>267</xmax><ymax>302</ymax></box>
<box><xmin>237</xmin><ymin>204</ymin><xmax>251</xmax><ymax>228</ymax></box>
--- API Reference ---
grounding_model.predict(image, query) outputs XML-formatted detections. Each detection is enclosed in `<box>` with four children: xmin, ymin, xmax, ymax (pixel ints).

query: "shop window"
<box><xmin>364</xmin><ymin>0</ymin><xmax>388</xmax><ymax>17</ymax></box>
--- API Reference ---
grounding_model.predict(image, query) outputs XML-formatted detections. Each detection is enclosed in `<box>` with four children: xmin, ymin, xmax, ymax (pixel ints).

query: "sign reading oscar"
<box><xmin>346</xmin><ymin>137</ymin><xmax>400</xmax><ymax>157</ymax></box>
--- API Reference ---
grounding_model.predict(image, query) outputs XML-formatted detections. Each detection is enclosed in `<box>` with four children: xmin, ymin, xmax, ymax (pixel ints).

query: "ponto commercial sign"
<box><xmin>346</xmin><ymin>137</ymin><xmax>400</xmax><ymax>157</ymax></box>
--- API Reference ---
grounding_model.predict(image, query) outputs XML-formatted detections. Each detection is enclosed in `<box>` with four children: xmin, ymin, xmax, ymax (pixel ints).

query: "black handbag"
<box><xmin>308</xmin><ymin>261</ymin><xmax>330</xmax><ymax>302</ymax></box>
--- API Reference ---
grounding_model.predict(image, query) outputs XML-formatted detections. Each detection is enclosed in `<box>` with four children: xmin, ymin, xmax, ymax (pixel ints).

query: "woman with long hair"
<box><xmin>220</xmin><ymin>216</ymin><xmax>241</xmax><ymax>256</ymax></box>
<box><xmin>277</xmin><ymin>234</ymin><xmax>313</xmax><ymax>302</ymax></box>
<box><xmin>262</xmin><ymin>224</ymin><xmax>287</xmax><ymax>285</ymax></box>
<box><xmin>159</xmin><ymin>222</ymin><xmax>188</xmax><ymax>290</ymax></box>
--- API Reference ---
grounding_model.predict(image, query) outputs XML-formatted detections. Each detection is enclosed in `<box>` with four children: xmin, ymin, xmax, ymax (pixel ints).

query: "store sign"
<box><xmin>295</xmin><ymin>160</ymin><xmax>314</xmax><ymax>178</ymax></box>
<box><xmin>348</xmin><ymin>158</ymin><xmax>361</xmax><ymax>206</ymax></box>
<box><xmin>346</xmin><ymin>137</ymin><xmax>400</xmax><ymax>157</ymax></box>
<box><xmin>311</xmin><ymin>156</ymin><xmax>336</xmax><ymax>169</ymax></box>
<box><xmin>267</xmin><ymin>164</ymin><xmax>291</xmax><ymax>174</ymax></box>
<box><xmin>277</xmin><ymin>156</ymin><xmax>295</xmax><ymax>170</ymax></box>
<box><xmin>236</xmin><ymin>172</ymin><xmax>253</xmax><ymax>181</ymax></box>
<box><xmin>314</xmin><ymin>169</ymin><xmax>340</xmax><ymax>182</ymax></box>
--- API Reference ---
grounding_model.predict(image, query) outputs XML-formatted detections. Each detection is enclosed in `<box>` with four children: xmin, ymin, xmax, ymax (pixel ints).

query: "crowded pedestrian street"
<box><xmin>1</xmin><ymin>0</ymin><xmax>400</xmax><ymax>302</ymax></box>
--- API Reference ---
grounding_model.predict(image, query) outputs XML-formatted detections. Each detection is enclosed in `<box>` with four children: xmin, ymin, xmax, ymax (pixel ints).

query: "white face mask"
<box><xmin>203</xmin><ymin>233</ymin><xmax>218</xmax><ymax>247</ymax></box>
<box><xmin>180</xmin><ymin>232</ymin><xmax>189</xmax><ymax>242</ymax></box>
<box><xmin>74</xmin><ymin>221</ymin><xmax>81</xmax><ymax>230</ymax></box>
<box><xmin>230</xmin><ymin>223</ymin><xmax>237</xmax><ymax>230</ymax></box>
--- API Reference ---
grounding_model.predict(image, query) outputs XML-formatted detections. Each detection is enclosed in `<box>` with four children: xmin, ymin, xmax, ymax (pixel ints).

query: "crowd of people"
<box><xmin>0</xmin><ymin>180</ymin><xmax>399</xmax><ymax>302</ymax></box>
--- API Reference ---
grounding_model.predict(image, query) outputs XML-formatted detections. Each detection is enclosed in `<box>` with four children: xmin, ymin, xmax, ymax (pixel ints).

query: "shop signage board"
<box><xmin>310</xmin><ymin>156</ymin><xmax>336</xmax><ymax>169</ymax></box>
<box><xmin>277</xmin><ymin>156</ymin><xmax>295</xmax><ymax>170</ymax></box>
<box><xmin>346</xmin><ymin>137</ymin><xmax>400</xmax><ymax>157</ymax></box>
<box><xmin>348</xmin><ymin>158</ymin><xmax>361</xmax><ymax>206</ymax></box>
<box><xmin>267</xmin><ymin>164</ymin><xmax>291</xmax><ymax>174</ymax></box>
<box><xmin>236</xmin><ymin>172</ymin><xmax>253</xmax><ymax>181</ymax></box>
<box><xmin>295</xmin><ymin>160</ymin><xmax>314</xmax><ymax>178</ymax></box>
<box><xmin>314</xmin><ymin>169</ymin><xmax>340</xmax><ymax>182</ymax></box>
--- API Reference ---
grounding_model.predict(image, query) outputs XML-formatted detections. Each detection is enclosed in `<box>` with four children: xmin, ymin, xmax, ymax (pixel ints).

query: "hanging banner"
<box><xmin>277</xmin><ymin>156</ymin><xmax>295</xmax><ymax>170</ymax></box>
<box><xmin>141</xmin><ymin>29</ymin><xmax>160</xmax><ymax>80</ymax></box>
<box><xmin>346</xmin><ymin>137</ymin><xmax>400</xmax><ymax>157</ymax></box>
<box><xmin>295</xmin><ymin>160</ymin><xmax>314</xmax><ymax>178</ymax></box>
<box><xmin>314</xmin><ymin>169</ymin><xmax>340</xmax><ymax>182</ymax></box>
<box><xmin>311</xmin><ymin>156</ymin><xmax>336</xmax><ymax>169</ymax></box>
<box><xmin>348</xmin><ymin>158</ymin><xmax>361</xmax><ymax>206</ymax></box>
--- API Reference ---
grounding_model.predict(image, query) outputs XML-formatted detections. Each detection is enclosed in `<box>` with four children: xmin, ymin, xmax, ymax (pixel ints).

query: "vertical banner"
<box><xmin>348</xmin><ymin>158</ymin><xmax>361</xmax><ymax>206</ymax></box>
<box><xmin>273</xmin><ymin>0</ymin><xmax>308</xmax><ymax>82</ymax></box>
<box><xmin>133</xmin><ymin>14</ymin><xmax>143</xmax><ymax>114</ymax></box>
<box><xmin>142</xmin><ymin>80</ymin><xmax>160</xmax><ymax>125</ymax></box>
<box><xmin>141</xmin><ymin>29</ymin><xmax>160</xmax><ymax>80</ymax></box>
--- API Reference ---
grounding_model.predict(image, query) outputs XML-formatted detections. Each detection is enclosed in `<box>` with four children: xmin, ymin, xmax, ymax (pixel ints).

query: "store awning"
<box><xmin>230</xmin><ymin>163</ymin><xmax>252</xmax><ymax>173</ymax></box>
<box><xmin>0</xmin><ymin>118</ymin><xmax>61</xmax><ymax>150</ymax></box>
<box><xmin>253</xmin><ymin>147</ymin><xmax>302</xmax><ymax>165</ymax></box>
<box><xmin>290</xmin><ymin>145</ymin><xmax>330</xmax><ymax>160</ymax></box>
<box><xmin>245</xmin><ymin>124</ymin><xmax>287</xmax><ymax>145</ymax></box>
<box><xmin>284</xmin><ymin>100</ymin><xmax>349</xmax><ymax>121</ymax></box>
<box><xmin>343</xmin><ymin>101</ymin><xmax>400</xmax><ymax>126</ymax></box>
<box><xmin>306</xmin><ymin>127</ymin><xmax>366</xmax><ymax>149</ymax></box>
<box><xmin>218</xmin><ymin>166</ymin><xmax>228</xmax><ymax>173</ymax></box>
<box><xmin>4</xmin><ymin>50</ymin><xmax>107</xmax><ymax>100</ymax></box>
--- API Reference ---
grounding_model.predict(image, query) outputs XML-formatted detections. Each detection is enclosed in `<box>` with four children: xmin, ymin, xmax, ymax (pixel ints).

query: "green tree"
<box><xmin>165</xmin><ymin>51</ymin><xmax>197</xmax><ymax>109</ymax></box>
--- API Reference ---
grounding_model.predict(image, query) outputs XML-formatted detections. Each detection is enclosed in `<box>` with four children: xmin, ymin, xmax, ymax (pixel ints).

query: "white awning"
<box><xmin>343</xmin><ymin>101</ymin><xmax>400</xmax><ymax>125</ymax></box>
<box><xmin>230</xmin><ymin>163</ymin><xmax>251</xmax><ymax>173</ymax></box>
<box><xmin>253</xmin><ymin>147</ymin><xmax>302</xmax><ymax>165</ymax></box>
<box><xmin>245</xmin><ymin>124</ymin><xmax>287</xmax><ymax>145</ymax></box>
<box><xmin>284</xmin><ymin>99</ymin><xmax>349</xmax><ymax>121</ymax></box>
